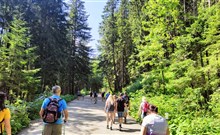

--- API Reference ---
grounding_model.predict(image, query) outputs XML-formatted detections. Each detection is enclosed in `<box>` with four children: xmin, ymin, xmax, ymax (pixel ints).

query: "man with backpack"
<box><xmin>39</xmin><ymin>85</ymin><xmax>69</xmax><ymax>135</ymax></box>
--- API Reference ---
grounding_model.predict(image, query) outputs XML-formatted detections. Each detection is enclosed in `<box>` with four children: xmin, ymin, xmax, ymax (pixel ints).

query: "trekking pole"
<box><xmin>63</xmin><ymin>120</ymin><xmax>66</xmax><ymax>135</ymax></box>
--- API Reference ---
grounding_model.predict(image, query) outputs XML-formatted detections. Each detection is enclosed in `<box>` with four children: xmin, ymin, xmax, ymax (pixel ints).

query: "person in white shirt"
<box><xmin>140</xmin><ymin>104</ymin><xmax>169</xmax><ymax>135</ymax></box>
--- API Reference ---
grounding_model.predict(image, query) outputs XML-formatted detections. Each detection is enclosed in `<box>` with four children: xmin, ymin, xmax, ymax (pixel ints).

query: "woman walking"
<box><xmin>0</xmin><ymin>92</ymin><xmax>11</xmax><ymax>135</ymax></box>
<box><xmin>104</xmin><ymin>94</ymin><xmax>115</xmax><ymax>130</ymax></box>
<box><xmin>112</xmin><ymin>95</ymin><xmax>117</xmax><ymax>124</ymax></box>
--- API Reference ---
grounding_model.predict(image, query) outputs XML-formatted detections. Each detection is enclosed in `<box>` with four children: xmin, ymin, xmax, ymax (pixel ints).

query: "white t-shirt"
<box><xmin>142</xmin><ymin>113</ymin><xmax>168</xmax><ymax>135</ymax></box>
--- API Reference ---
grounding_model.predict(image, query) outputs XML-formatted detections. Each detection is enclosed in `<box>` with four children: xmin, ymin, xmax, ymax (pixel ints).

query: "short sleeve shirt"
<box><xmin>0</xmin><ymin>108</ymin><xmax>11</xmax><ymax>133</ymax></box>
<box><xmin>41</xmin><ymin>95</ymin><xmax>67</xmax><ymax>124</ymax></box>
<box><xmin>117</xmin><ymin>98</ymin><xmax>125</xmax><ymax>112</ymax></box>
<box><xmin>142</xmin><ymin>113</ymin><xmax>168</xmax><ymax>135</ymax></box>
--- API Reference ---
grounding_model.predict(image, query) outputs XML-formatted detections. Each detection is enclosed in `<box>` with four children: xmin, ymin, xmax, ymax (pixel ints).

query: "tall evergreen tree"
<box><xmin>116</xmin><ymin>0</ymin><xmax>132</xmax><ymax>88</ymax></box>
<box><xmin>99</xmin><ymin>0</ymin><xmax>119</xmax><ymax>91</ymax></box>
<box><xmin>0</xmin><ymin>17</ymin><xmax>39</xmax><ymax>100</ymax></box>
<box><xmin>67</xmin><ymin>0</ymin><xmax>92</xmax><ymax>94</ymax></box>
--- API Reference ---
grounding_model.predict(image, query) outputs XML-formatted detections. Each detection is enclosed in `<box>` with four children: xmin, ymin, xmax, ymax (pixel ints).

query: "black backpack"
<box><xmin>0</xmin><ymin>119</ymin><xmax>4</xmax><ymax>135</ymax></box>
<box><xmin>108</xmin><ymin>103</ymin><xmax>115</xmax><ymax>111</ymax></box>
<box><xmin>43</xmin><ymin>97</ymin><xmax>63</xmax><ymax>123</ymax></box>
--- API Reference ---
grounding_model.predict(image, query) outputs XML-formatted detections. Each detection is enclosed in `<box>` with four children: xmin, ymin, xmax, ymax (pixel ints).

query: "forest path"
<box><xmin>18</xmin><ymin>95</ymin><xmax>141</xmax><ymax>135</ymax></box>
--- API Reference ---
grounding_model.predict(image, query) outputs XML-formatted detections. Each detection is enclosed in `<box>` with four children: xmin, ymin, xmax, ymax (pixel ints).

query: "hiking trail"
<box><xmin>18</xmin><ymin>95</ymin><xmax>141</xmax><ymax>135</ymax></box>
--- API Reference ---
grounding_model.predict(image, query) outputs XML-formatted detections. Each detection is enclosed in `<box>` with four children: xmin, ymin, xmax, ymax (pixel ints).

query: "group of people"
<box><xmin>0</xmin><ymin>86</ymin><xmax>169</xmax><ymax>135</ymax></box>
<box><xmin>104</xmin><ymin>92</ymin><xmax>129</xmax><ymax>131</ymax></box>
<box><xmin>89</xmin><ymin>91</ymin><xmax>98</xmax><ymax>104</ymax></box>
<box><xmin>139</xmin><ymin>97</ymin><xmax>170</xmax><ymax>135</ymax></box>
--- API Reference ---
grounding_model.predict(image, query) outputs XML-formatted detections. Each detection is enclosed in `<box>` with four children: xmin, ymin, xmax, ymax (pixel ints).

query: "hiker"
<box><xmin>116</xmin><ymin>93</ymin><xmax>126</xmax><ymax>131</ymax></box>
<box><xmin>90</xmin><ymin>90</ymin><xmax>93</xmax><ymax>101</ymax></box>
<box><xmin>123</xmin><ymin>92</ymin><xmax>130</xmax><ymax>123</ymax></box>
<box><xmin>104</xmin><ymin>94</ymin><xmax>115</xmax><ymax>130</ymax></box>
<box><xmin>140</xmin><ymin>105</ymin><xmax>169</xmax><ymax>135</ymax></box>
<box><xmin>39</xmin><ymin>85</ymin><xmax>69</xmax><ymax>135</ymax></box>
<box><xmin>138</xmin><ymin>97</ymin><xmax>149</xmax><ymax>119</ymax></box>
<box><xmin>101</xmin><ymin>91</ymin><xmax>105</xmax><ymax>102</ymax></box>
<box><xmin>77</xmin><ymin>90</ymin><xmax>84</xmax><ymax>100</ymax></box>
<box><xmin>0</xmin><ymin>92</ymin><xmax>11</xmax><ymax>135</ymax></box>
<box><xmin>112</xmin><ymin>95</ymin><xmax>117</xmax><ymax>124</ymax></box>
<box><xmin>93</xmin><ymin>91</ymin><xmax>98</xmax><ymax>104</ymax></box>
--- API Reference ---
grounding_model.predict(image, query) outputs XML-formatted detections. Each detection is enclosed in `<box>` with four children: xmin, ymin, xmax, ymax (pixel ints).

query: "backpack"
<box><xmin>123</xmin><ymin>95</ymin><xmax>129</xmax><ymax>104</ymax></box>
<box><xmin>108</xmin><ymin>103</ymin><xmax>115</xmax><ymax>111</ymax></box>
<box><xmin>43</xmin><ymin>97</ymin><xmax>63</xmax><ymax>123</ymax></box>
<box><xmin>0</xmin><ymin>119</ymin><xmax>4</xmax><ymax>135</ymax></box>
<box><xmin>143</xmin><ymin>102</ymin><xmax>149</xmax><ymax>112</ymax></box>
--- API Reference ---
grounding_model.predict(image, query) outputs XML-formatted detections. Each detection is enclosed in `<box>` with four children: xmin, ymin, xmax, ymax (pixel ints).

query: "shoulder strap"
<box><xmin>58</xmin><ymin>98</ymin><xmax>63</xmax><ymax>102</ymax></box>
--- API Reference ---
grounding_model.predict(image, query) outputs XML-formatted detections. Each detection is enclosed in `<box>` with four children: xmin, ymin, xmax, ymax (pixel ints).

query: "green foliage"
<box><xmin>0</xmin><ymin>17</ymin><xmax>40</xmax><ymax>100</ymax></box>
<box><xmin>5</xmin><ymin>99</ymin><xmax>30</xmax><ymax>135</ymax></box>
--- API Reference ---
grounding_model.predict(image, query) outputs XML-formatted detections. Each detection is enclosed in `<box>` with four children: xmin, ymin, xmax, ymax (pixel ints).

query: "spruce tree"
<box><xmin>67</xmin><ymin>0</ymin><xmax>92</xmax><ymax>94</ymax></box>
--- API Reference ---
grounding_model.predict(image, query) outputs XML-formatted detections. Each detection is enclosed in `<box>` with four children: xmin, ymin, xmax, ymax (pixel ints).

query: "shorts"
<box><xmin>42</xmin><ymin>124</ymin><xmax>62</xmax><ymax>135</ymax></box>
<box><xmin>118</xmin><ymin>112</ymin><xmax>124</xmax><ymax>118</ymax></box>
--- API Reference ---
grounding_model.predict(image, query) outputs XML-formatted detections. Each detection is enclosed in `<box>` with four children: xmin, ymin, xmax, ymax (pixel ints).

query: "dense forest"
<box><xmin>0</xmin><ymin>0</ymin><xmax>93</xmax><ymax>99</ymax></box>
<box><xmin>98</xmin><ymin>0</ymin><xmax>220</xmax><ymax>134</ymax></box>
<box><xmin>0</xmin><ymin>0</ymin><xmax>220</xmax><ymax>134</ymax></box>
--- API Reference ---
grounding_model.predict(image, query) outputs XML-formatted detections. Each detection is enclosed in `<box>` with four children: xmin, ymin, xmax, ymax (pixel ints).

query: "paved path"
<box><xmin>18</xmin><ymin>96</ymin><xmax>141</xmax><ymax>135</ymax></box>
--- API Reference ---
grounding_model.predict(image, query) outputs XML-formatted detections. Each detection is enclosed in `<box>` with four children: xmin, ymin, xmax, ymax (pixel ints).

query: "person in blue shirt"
<box><xmin>105</xmin><ymin>92</ymin><xmax>110</xmax><ymax>100</ymax></box>
<box><xmin>39</xmin><ymin>85</ymin><xmax>69</xmax><ymax>135</ymax></box>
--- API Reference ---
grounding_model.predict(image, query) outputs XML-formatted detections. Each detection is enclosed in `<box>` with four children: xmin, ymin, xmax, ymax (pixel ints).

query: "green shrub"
<box><xmin>127</xmin><ymin>89</ymin><xmax>220</xmax><ymax>135</ymax></box>
<box><xmin>6</xmin><ymin>99</ymin><xmax>30</xmax><ymax>135</ymax></box>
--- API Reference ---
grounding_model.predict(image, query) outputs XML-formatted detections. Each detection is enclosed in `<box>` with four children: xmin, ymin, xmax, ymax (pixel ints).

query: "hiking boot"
<box><xmin>110</xmin><ymin>127</ymin><xmax>112</xmax><ymax>130</ymax></box>
<box><xmin>107</xmin><ymin>125</ymin><xmax>109</xmax><ymax>129</ymax></box>
<box><xmin>119</xmin><ymin>126</ymin><xmax>121</xmax><ymax>131</ymax></box>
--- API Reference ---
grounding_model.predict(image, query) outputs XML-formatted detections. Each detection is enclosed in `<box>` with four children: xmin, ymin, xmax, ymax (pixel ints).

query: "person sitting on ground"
<box><xmin>104</xmin><ymin>94</ymin><xmax>115</xmax><ymax>130</ymax></box>
<box><xmin>0</xmin><ymin>92</ymin><xmax>11</xmax><ymax>135</ymax></box>
<box><xmin>140</xmin><ymin>104</ymin><xmax>169</xmax><ymax>135</ymax></box>
<box><xmin>116</xmin><ymin>93</ymin><xmax>126</xmax><ymax>131</ymax></box>
<box><xmin>39</xmin><ymin>85</ymin><xmax>69</xmax><ymax>135</ymax></box>
<box><xmin>138</xmin><ymin>96</ymin><xmax>149</xmax><ymax>119</ymax></box>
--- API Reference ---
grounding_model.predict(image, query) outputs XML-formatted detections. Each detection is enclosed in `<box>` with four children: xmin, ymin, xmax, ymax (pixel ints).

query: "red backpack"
<box><xmin>143</xmin><ymin>102</ymin><xmax>149</xmax><ymax>112</ymax></box>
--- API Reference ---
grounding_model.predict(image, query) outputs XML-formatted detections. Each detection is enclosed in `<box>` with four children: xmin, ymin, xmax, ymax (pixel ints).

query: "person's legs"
<box><xmin>118</xmin><ymin>112</ymin><xmax>123</xmax><ymax>130</ymax></box>
<box><xmin>124</xmin><ymin>107</ymin><xmax>128</xmax><ymax>123</ymax></box>
<box><xmin>106</xmin><ymin>112</ymin><xmax>110</xmax><ymax>129</ymax></box>
<box><xmin>113</xmin><ymin>111</ymin><xmax>116</xmax><ymax>124</ymax></box>
<box><xmin>109</xmin><ymin>112</ymin><xmax>114</xmax><ymax>130</ymax></box>
<box><xmin>42</xmin><ymin>124</ymin><xmax>53</xmax><ymax>135</ymax></box>
<box><xmin>52</xmin><ymin>124</ymin><xmax>62</xmax><ymax>135</ymax></box>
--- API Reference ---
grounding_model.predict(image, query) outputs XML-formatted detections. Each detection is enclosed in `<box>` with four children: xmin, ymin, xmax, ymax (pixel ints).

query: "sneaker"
<box><xmin>119</xmin><ymin>124</ymin><xmax>122</xmax><ymax>128</ymax></box>
<box><xmin>110</xmin><ymin>127</ymin><xmax>112</xmax><ymax>130</ymax></box>
<box><xmin>107</xmin><ymin>125</ymin><xmax>109</xmax><ymax>129</ymax></box>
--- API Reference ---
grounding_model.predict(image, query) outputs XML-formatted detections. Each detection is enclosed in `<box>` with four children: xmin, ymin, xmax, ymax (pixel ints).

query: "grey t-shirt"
<box><xmin>142</xmin><ymin>113</ymin><xmax>168</xmax><ymax>135</ymax></box>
